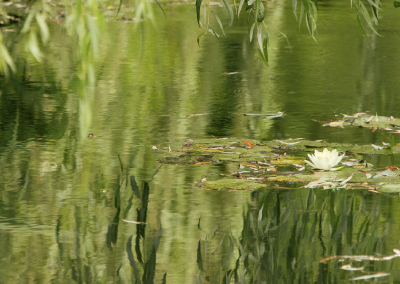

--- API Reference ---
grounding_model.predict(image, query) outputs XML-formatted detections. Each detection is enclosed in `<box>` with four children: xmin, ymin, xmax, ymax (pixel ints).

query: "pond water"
<box><xmin>2</xmin><ymin>1</ymin><xmax>400</xmax><ymax>283</ymax></box>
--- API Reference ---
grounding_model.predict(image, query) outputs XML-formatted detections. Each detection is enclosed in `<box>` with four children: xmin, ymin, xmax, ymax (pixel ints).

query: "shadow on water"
<box><xmin>196</xmin><ymin>188</ymin><xmax>400</xmax><ymax>283</ymax></box>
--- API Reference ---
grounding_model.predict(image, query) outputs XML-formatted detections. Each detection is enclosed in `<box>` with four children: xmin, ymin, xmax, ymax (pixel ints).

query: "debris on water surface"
<box><xmin>371</xmin><ymin>144</ymin><xmax>384</xmax><ymax>150</ymax></box>
<box><xmin>322</xmin><ymin>120</ymin><xmax>344</xmax><ymax>128</ymax></box>
<box><xmin>351</xmin><ymin>273</ymin><xmax>390</xmax><ymax>281</ymax></box>
<box><xmin>340</xmin><ymin>264</ymin><xmax>364</xmax><ymax>271</ymax></box>
<box><xmin>321</xmin><ymin>248</ymin><xmax>400</xmax><ymax>262</ymax></box>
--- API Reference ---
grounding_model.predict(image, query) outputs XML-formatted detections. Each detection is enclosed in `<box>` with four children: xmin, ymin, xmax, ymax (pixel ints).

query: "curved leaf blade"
<box><xmin>211</xmin><ymin>11</ymin><xmax>225</xmax><ymax>36</ymax></box>
<box><xmin>238</xmin><ymin>0</ymin><xmax>246</xmax><ymax>18</ymax></box>
<box><xmin>196</xmin><ymin>0</ymin><xmax>203</xmax><ymax>27</ymax></box>
<box><xmin>249</xmin><ymin>23</ymin><xmax>255</xmax><ymax>42</ymax></box>
<box><xmin>221</xmin><ymin>0</ymin><xmax>234</xmax><ymax>27</ymax></box>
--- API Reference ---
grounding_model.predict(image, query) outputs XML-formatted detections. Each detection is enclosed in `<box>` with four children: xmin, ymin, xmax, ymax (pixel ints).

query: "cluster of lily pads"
<box><xmin>155</xmin><ymin>134</ymin><xmax>400</xmax><ymax>192</ymax></box>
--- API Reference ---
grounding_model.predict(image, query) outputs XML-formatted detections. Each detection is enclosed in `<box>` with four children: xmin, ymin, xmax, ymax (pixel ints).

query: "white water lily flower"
<box><xmin>305</xmin><ymin>148</ymin><xmax>344</xmax><ymax>170</ymax></box>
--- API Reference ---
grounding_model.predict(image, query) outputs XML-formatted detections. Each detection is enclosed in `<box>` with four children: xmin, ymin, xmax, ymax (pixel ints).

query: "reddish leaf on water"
<box><xmin>241</xmin><ymin>140</ymin><xmax>254</xmax><ymax>148</ymax></box>
<box><xmin>385</xmin><ymin>166</ymin><xmax>398</xmax><ymax>171</ymax></box>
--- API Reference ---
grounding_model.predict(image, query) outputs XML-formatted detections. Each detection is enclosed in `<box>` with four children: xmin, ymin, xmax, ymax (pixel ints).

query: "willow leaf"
<box><xmin>257</xmin><ymin>25</ymin><xmax>268</xmax><ymax>66</ymax></box>
<box><xmin>255</xmin><ymin>0</ymin><xmax>259</xmax><ymax>26</ymax></box>
<box><xmin>196</xmin><ymin>0</ymin><xmax>202</xmax><ymax>27</ymax></box>
<box><xmin>257</xmin><ymin>1</ymin><xmax>265</xmax><ymax>22</ymax></box>
<box><xmin>208</xmin><ymin>27</ymin><xmax>220</xmax><ymax>38</ymax></box>
<box><xmin>356</xmin><ymin>14</ymin><xmax>371</xmax><ymax>43</ymax></box>
<box><xmin>257</xmin><ymin>48</ymin><xmax>268</xmax><ymax>66</ymax></box>
<box><xmin>211</xmin><ymin>11</ymin><xmax>225</xmax><ymax>36</ymax></box>
<box><xmin>365</xmin><ymin>0</ymin><xmax>381</xmax><ymax>10</ymax></box>
<box><xmin>358</xmin><ymin>1</ymin><xmax>381</xmax><ymax>35</ymax></box>
<box><xmin>221</xmin><ymin>0</ymin><xmax>234</xmax><ymax>27</ymax></box>
<box><xmin>293</xmin><ymin>0</ymin><xmax>298</xmax><ymax>19</ymax></box>
<box><xmin>238</xmin><ymin>0</ymin><xmax>246</xmax><ymax>17</ymax></box>
<box><xmin>153</xmin><ymin>0</ymin><xmax>166</xmax><ymax>17</ymax></box>
<box><xmin>371</xmin><ymin>5</ymin><xmax>379</xmax><ymax>25</ymax></box>
<box><xmin>257</xmin><ymin>24</ymin><xmax>263</xmax><ymax>53</ymax></box>
<box><xmin>197</xmin><ymin>32</ymin><xmax>206</xmax><ymax>46</ymax></box>
<box><xmin>116</xmin><ymin>0</ymin><xmax>123</xmax><ymax>16</ymax></box>
<box><xmin>35</xmin><ymin>14</ymin><xmax>49</xmax><ymax>42</ymax></box>
<box><xmin>262</xmin><ymin>37</ymin><xmax>269</xmax><ymax>66</ymax></box>
<box><xmin>249</xmin><ymin>23</ymin><xmax>255</xmax><ymax>42</ymax></box>
<box><xmin>197</xmin><ymin>241</ymin><xmax>204</xmax><ymax>271</ymax></box>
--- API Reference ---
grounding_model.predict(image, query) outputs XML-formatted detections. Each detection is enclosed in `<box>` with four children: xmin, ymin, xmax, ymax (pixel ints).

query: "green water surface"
<box><xmin>2</xmin><ymin>1</ymin><xmax>400</xmax><ymax>283</ymax></box>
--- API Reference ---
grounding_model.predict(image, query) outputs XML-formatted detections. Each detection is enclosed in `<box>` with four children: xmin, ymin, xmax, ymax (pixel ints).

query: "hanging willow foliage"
<box><xmin>0</xmin><ymin>0</ymin><xmax>390</xmax><ymax>77</ymax></box>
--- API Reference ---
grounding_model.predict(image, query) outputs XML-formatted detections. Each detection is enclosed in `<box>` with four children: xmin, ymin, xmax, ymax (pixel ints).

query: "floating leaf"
<box><xmin>241</xmin><ymin>140</ymin><xmax>254</xmax><ymax>148</ymax></box>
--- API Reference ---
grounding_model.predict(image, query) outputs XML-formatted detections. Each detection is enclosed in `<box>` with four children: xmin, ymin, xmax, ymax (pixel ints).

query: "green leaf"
<box><xmin>196</xmin><ymin>0</ymin><xmax>203</xmax><ymax>27</ymax></box>
<box><xmin>371</xmin><ymin>5</ymin><xmax>379</xmax><ymax>25</ymax></box>
<box><xmin>21</xmin><ymin>10</ymin><xmax>35</xmax><ymax>34</ymax></box>
<box><xmin>257</xmin><ymin>1</ymin><xmax>265</xmax><ymax>22</ymax></box>
<box><xmin>394</xmin><ymin>1</ymin><xmax>400</xmax><ymax>8</ymax></box>
<box><xmin>293</xmin><ymin>0</ymin><xmax>298</xmax><ymax>19</ymax></box>
<box><xmin>35</xmin><ymin>14</ymin><xmax>49</xmax><ymax>42</ymax></box>
<box><xmin>116</xmin><ymin>0</ymin><xmax>123</xmax><ymax>16</ymax></box>
<box><xmin>257</xmin><ymin>44</ymin><xmax>269</xmax><ymax>66</ymax></box>
<box><xmin>0</xmin><ymin>37</ymin><xmax>16</xmax><ymax>74</ymax></box>
<box><xmin>249</xmin><ymin>23</ymin><xmax>255</xmax><ymax>42</ymax></box>
<box><xmin>153</xmin><ymin>0</ymin><xmax>166</xmax><ymax>17</ymax></box>
<box><xmin>221</xmin><ymin>0</ymin><xmax>234</xmax><ymax>27</ymax></box>
<box><xmin>211</xmin><ymin>11</ymin><xmax>226</xmax><ymax>36</ymax></box>
<box><xmin>238</xmin><ymin>0</ymin><xmax>246</xmax><ymax>18</ymax></box>
<box><xmin>197</xmin><ymin>32</ymin><xmax>206</xmax><ymax>46</ymax></box>
<box><xmin>257</xmin><ymin>24</ymin><xmax>263</xmax><ymax>53</ymax></box>
<box><xmin>358</xmin><ymin>1</ymin><xmax>381</xmax><ymax>36</ymax></box>
<box><xmin>208</xmin><ymin>27</ymin><xmax>220</xmax><ymax>38</ymax></box>
<box><xmin>356</xmin><ymin>14</ymin><xmax>371</xmax><ymax>43</ymax></box>
<box><xmin>254</xmin><ymin>0</ymin><xmax>259</xmax><ymax>26</ymax></box>
<box><xmin>366</xmin><ymin>0</ymin><xmax>381</xmax><ymax>9</ymax></box>
<box><xmin>257</xmin><ymin>25</ymin><xmax>269</xmax><ymax>66</ymax></box>
<box><xmin>197</xmin><ymin>241</ymin><xmax>204</xmax><ymax>271</ymax></box>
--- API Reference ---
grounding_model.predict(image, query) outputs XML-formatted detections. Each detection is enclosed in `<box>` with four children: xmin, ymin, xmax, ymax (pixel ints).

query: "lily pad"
<box><xmin>203</xmin><ymin>178</ymin><xmax>267</xmax><ymax>190</ymax></box>
<box><xmin>324</xmin><ymin>114</ymin><xmax>400</xmax><ymax>131</ymax></box>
